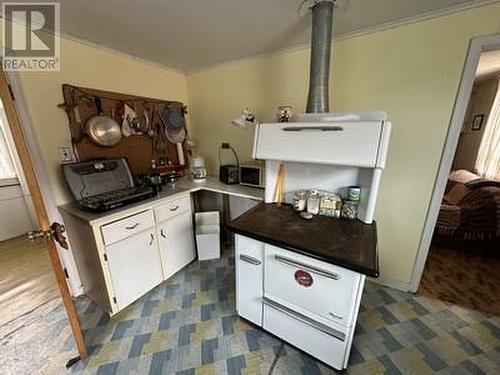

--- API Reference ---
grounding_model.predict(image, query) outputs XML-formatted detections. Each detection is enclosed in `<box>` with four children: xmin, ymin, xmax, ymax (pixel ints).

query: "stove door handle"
<box><xmin>274</xmin><ymin>255</ymin><xmax>340</xmax><ymax>280</ymax></box>
<box><xmin>125</xmin><ymin>223</ymin><xmax>139</xmax><ymax>230</ymax></box>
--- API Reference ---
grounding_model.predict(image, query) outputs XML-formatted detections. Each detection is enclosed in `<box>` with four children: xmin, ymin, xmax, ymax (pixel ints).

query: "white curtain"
<box><xmin>0</xmin><ymin>116</ymin><xmax>17</xmax><ymax>180</ymax></box>
<box><xmin>476</xmin><ymin>80</ymin><xmax>500</xmax><ymax>180</ymax></box>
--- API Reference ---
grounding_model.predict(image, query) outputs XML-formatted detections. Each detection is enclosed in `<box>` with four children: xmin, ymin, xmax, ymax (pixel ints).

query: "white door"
<box><xmin>158</xmin><ymin>212</ymin><xmax>195</xmax><ymax>279</ymax></box>
<box><xmin>106</xmin><ymin>229</ymin><xmax>163</xmax><ymax>310</ymax></box>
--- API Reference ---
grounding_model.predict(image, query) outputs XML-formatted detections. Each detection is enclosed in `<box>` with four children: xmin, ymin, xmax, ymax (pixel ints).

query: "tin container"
<box><xmin>348</xmin><ymin>186</ymin><xmax>361</xmax><ymax>202</ymax></box>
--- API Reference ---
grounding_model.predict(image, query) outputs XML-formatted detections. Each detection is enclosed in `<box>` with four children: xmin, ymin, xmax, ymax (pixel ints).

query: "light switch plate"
<box><xmin>58</xmin><ymin>147</ymin><xmax>74</xmax><ymax>163</ymax></box>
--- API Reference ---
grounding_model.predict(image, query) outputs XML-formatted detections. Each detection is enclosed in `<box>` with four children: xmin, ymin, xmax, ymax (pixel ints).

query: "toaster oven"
<box><xmin>239</xmin><ymin>161</ymin><xmax>265</xmax><ymax>188</ymax></box>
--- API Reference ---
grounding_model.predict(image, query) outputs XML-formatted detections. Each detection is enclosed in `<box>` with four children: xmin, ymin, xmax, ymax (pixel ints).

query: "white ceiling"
<box><xmin>2</xmin><ymin>0</ymin><xmax>497</xmax><ymax>72</ymax></box>
<box><xmin>476</xmin><ymin>50</ymin><xmax>500</xmax><ymax>78</ymax></box>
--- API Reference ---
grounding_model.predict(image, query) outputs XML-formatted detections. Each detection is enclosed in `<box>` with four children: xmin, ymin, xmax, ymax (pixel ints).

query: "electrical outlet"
<box><xmin>58</xmin><ymin>147</ymin><xmax>74</xmax><ymax>163</ymax></box>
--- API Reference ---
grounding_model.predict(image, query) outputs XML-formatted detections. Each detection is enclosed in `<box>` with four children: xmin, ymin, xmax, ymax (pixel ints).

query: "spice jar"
<box><xmin>293</xmin><ymin>190</ymin><xmax>307</xmax><ymax>211</ymax></box>
<box><xmin>307</xmin><ymin>190</ymin><xmax>320</xmax><ymax>215</ymax></box>
<box><xmin>340</xmin><ymin>200</ymin><xmax>358</xmax><ymax>220</ymax></box>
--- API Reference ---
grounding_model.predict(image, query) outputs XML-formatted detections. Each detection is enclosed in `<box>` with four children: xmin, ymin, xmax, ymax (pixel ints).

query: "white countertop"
<box><xmin>58</xmin><ymin>176</ymin><xmax>264</xmax><ymax>226</ymax></box>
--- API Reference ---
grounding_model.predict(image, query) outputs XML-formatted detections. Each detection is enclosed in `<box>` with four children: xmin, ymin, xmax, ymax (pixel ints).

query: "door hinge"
<box><xmin>63</xmin><ymin>267</ymin><xmax>69</xmax><ymax>278</ymax></box>
<box><xmin>113</xmin><ymin>297</ymin><xmax>117</xmax><ymax>304</ymax></box>
<box><xmin>28</xmin><ymin>222</ymin><xmax>69</xmax><ymax>249</ymax></box>
<box><xmin>103</xmin><ymin>253</ymin><xmax>108</xmax><ymax>262</ymax></box>
<box><xmin>8</xmin><ymin>84</ymin><xmax>15</xmax><ymax>101</ymax></box>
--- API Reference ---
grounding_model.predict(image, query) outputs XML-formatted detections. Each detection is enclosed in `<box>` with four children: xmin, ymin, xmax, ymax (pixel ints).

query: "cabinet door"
<box><xmin>235</xmin><ymin>235</ymin><xmax>264</xmax><ymax>326</ymax></box>
<box><xmin>106</xmin><ymin>229</ymin><xmax>163</xmax><ymax>311</ymax></box>
<box><xmin>158</xmin><ymin>212</ymin><xmax>196</xmax><ymax>279</ymax></box>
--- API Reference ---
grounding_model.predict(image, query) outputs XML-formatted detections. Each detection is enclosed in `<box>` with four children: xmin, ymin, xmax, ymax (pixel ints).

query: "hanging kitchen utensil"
<box><xmin>121</xmin><ymin>103</ymin><xmax>133</xmax><ymax>137</ymax></box>
<box><xmin>145</xmin><ymin>109</ymin><xmax>154</xmax><ymax>137</ymax></box>
<box><xmin>160</xmin><ymin>105</ymin><xmax>186</xmax><ymax>144</ymax></box>
<box><xmin>85</xmin><ymin>97</ymin><xmax>122</xmax><ymax>147</ymax></box>
<box><xmin>160</xmin><ymin>104</ymin><xmax>186</xmax><ymax>165</ymax></box>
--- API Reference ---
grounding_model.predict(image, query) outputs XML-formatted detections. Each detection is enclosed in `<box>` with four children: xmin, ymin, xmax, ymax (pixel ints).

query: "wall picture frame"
<box><xmin>472</xmin><ymin>114</ymin><xmax>484</xmax><ymax>131</ymax></box>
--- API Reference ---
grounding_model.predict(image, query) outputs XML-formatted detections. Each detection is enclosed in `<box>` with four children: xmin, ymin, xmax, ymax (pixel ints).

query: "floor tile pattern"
<box><xmin>2</xmin><ymin>247</ymin><xmax>499</xmax><ymax>374</ymax></box>
<box><xmin>67</xmin><ymin>249</ymin><xmax>500</xmax><ymax>375</ymax></box>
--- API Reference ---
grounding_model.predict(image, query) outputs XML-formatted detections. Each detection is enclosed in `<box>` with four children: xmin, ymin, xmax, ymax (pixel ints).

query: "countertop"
<box><xmin>58</xmin><ymin>176</ymin><xmax>264</xmax><ymax>225</ymax></box>
<box><xmin>227</xmin><ymin>202</ymin><xmax>379</xmax><ymax>277</ymax></box>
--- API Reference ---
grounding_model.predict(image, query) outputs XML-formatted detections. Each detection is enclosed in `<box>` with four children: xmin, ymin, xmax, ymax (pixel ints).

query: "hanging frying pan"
<box><xmin>160</xmin><ymin>105</ymin><xmax>186</xmax><ymax>144</ymax></box>
<box><xmin>85</xmin><ymin>97</ymin><xmax>122</xmax><ymax>147</ymax></box>
<box><xmin>160</xmin><ymin>105</ymin><xmax>186</xmax><ymax>165</ymax></box>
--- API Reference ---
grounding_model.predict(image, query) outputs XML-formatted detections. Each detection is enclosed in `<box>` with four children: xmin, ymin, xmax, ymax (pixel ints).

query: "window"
<box><xmin>0</xmin><ymin>112</ymin><xmax>18</xmax><ymax>182</ymax></box>
<box><xmin>476</xmin><ymin>79</ymin><xmax>500</xmax><ymax>180</ymax></box>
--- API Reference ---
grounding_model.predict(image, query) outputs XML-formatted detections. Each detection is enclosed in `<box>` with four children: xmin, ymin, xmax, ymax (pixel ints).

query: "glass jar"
<box><xmin>307</xmin><ymin>190</ymin><xmax>320</xmax><ymax>215</ymax></box>
<box><xmin>340</xmin><ymin>200</ymin><xmax>358</xmax><ymax>220</ymax></box>
<box><xmin>293</xmin><ymin>190</ymin><xmax>307</xmax><ymax>211</ymax></box>
<box><xmin>319</xmin><ymin>193</ymin><xmax>335</xmax><ymax>216</ymax></box>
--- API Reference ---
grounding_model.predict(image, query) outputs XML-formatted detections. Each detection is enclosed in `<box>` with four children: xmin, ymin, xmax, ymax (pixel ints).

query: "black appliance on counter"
<box><xmin>62</xmin><ymin>158</ymin><xmax>154</xmax><ymax>212</ymax></box>
<box><xmin>218</xmin><ymin>142</ymin><xmax>239</xmax><ymax>185</ymax></box>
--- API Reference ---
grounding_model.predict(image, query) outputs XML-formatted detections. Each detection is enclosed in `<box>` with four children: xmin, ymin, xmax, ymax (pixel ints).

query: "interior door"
<box><xmin>158</xmin><ymin>212</ymin><xmax>195</xmax><ymax>279</ymax></box>
<box><xmin>106</xmin><ymin>229</ymin><xmax>163</xmax><ymax>310</ymax></box>
<box><xmin>0</xmin><ymin>69</ymin><xmax>87</xmax><ymax>358</ymax></box>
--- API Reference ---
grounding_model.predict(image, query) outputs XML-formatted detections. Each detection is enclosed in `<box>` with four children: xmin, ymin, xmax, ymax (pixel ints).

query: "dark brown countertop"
<box><xmin>227</xmin><ymin>203</ymin><xmax>379</xmax><ymax>277</ymax></box>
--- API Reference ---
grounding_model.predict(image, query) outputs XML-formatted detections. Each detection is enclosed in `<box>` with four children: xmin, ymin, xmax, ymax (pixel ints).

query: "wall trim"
<box><xmin>409</xmin><ymin>33</ymin><xmax>500</xmax><ymax>294</ymax></box>
<box><xmin>187</xmin><ymin>0</ymin><xmax>500</xmax><ymax>75</ymax></box>
<box><xmin>3</xmin><ymin>1</ymin><xmax>497</xmax><ymax>75</ymax></box>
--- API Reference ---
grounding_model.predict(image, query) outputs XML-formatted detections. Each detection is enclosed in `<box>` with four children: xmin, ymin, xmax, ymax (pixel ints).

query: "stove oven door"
<box><xmin>264</xmin><ymin>244</ymin><xmax>362</xmax><ymax>328</ymax></box>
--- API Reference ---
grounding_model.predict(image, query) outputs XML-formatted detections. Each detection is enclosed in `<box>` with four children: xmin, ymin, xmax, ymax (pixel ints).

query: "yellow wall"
<box><xmin>187</xmin><ymin>4</ymin><xmax>500</xmax><ymax>285</ymax></box>
<box><xmin>10</xmin><ymin>35</ymin><xmax>188</xmax><ymax>204</ymax></box>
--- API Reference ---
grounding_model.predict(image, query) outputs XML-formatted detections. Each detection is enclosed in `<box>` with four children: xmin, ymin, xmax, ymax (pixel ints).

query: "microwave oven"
<box><xmin>239</xmin><ymin>161</ymin><xmax>265</xmax><ymax>188</ymax></box>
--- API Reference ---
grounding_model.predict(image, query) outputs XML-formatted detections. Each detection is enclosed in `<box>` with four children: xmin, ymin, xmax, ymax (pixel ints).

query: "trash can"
<box><xmin>195</xmin><ymin>211</ymin><xmax>220</xmax><ymax>260</ymax></box>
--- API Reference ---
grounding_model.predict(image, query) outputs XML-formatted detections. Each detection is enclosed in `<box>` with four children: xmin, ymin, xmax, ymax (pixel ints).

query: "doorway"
<box><xmin>0</xmin><ymin>100</ymin><xmax>61</xmax><ymax>327</ymax></box>
<box><xmin>411</xmin><ymin>35</ymin><xmax>500</xmax><ymax>314</ymax></box>
<box><xmin>0</xmin><ymin>68</ymin><xmax>87</xmax><ymax>372</ymax></box>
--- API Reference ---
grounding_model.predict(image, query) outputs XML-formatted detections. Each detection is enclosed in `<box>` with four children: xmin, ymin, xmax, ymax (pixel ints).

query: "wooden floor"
<box><xmin>0</xmin><ymin>235</ymin><xmax>59</xmax><ymax>327</ymax></box>
<box><xmin>419</xmin><ymin>244</ymin><xmax>500</xmax><ymax>316</ymax></box>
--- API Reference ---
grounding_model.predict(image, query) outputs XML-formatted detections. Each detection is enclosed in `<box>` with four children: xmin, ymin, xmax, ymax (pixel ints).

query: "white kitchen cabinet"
<box><xmin>106</xmin><ymin>229</ymin><xmax>163</xmax><ymax>311</ymax></box>
<box><xmin>235</xmin><ymin>235</ymin><xmax>264</xmax><ymax>325</ymax></box>
<box><xmin>157</xmin><ymin>212</ymin><xmax>196</xmax><ymax>279</ymax></box>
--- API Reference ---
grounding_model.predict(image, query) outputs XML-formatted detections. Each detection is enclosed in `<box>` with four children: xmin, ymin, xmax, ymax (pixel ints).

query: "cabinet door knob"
<box><xmin>160</xmin><ymin>229</ymin><xmax>167</xmax><ymax>239</ymax></box>
<box><xmin>149</xmin><ymin>233</ymin><xmax>154</xmax><ymax>246</ymax></box>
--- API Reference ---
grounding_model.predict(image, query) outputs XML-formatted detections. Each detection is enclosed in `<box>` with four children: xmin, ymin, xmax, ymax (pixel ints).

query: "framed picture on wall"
<box><xmin>472</xmin><ymin>114</ymin><xmax>484</xmax><ymax>131</ymax></box>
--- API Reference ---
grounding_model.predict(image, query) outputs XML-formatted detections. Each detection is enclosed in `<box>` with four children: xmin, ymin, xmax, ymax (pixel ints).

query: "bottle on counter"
<box><xmin>306</xmin><ymin>190</ymin><xmax>320</xmax><ymax>215</ymax></box>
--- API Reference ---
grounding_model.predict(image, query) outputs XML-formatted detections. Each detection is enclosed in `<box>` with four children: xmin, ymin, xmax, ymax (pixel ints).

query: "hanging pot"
<box><xmin>85</xmin><ymin>97</ymin><xmax>122</xmax><ymax>147</ymax></box>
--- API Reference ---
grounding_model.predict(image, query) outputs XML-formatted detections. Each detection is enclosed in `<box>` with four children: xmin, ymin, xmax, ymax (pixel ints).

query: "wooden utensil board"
<box><xmin>61</xmin><ymin>84</ymin><xmax>188</xmax><ymax>176</ymax></box>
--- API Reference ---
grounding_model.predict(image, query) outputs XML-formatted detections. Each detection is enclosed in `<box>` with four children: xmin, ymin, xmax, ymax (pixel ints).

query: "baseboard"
<box><xmin>368</xmin><ymin>276</ymin><xmax>413</xmax><ymax>292</ymax></box>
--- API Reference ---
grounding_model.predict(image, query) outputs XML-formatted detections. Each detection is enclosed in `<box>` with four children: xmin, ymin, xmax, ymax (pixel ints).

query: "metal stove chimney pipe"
<box><xmin>306</xmin><ymin>0</ymin><xmax>334</xmax><ymax>113</ymax></box>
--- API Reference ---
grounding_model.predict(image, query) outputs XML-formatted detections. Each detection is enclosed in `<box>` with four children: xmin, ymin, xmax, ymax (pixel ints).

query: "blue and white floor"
<box><xmin>1</xmin><ymin>247</ymin><xmax>499</xmax><ymax>374</ymax></box>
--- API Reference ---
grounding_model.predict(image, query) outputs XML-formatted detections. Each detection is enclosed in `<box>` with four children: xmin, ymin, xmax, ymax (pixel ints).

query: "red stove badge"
<box><xmin>294</xmin><ymin>269</ymin><xmax>313</xmax><ymax>287</ymax></box>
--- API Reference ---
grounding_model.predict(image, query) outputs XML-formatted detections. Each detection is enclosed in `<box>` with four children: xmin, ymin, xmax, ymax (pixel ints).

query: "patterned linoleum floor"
<box><xmin>2</xmin><ymin>247</ymin><xmax>500</xmax><ymax>374</ymax></box>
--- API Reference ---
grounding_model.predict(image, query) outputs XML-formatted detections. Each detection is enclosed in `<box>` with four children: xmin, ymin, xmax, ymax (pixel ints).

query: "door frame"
<box><xmin>0</xmin><ymin>67</ymin><xmax>87</xmax><ymax>359</ymax></box>
<box><xmin>409</xmin><ymin>33</ymin><xmax>500</xmax><ymax>293</ymax></box>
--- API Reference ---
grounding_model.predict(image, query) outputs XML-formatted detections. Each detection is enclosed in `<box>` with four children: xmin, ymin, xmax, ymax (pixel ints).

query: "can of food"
<box><xmin>348</xmin><ymin>186</ymin><xmax>361</xmax><ymax>201</ymax></box>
